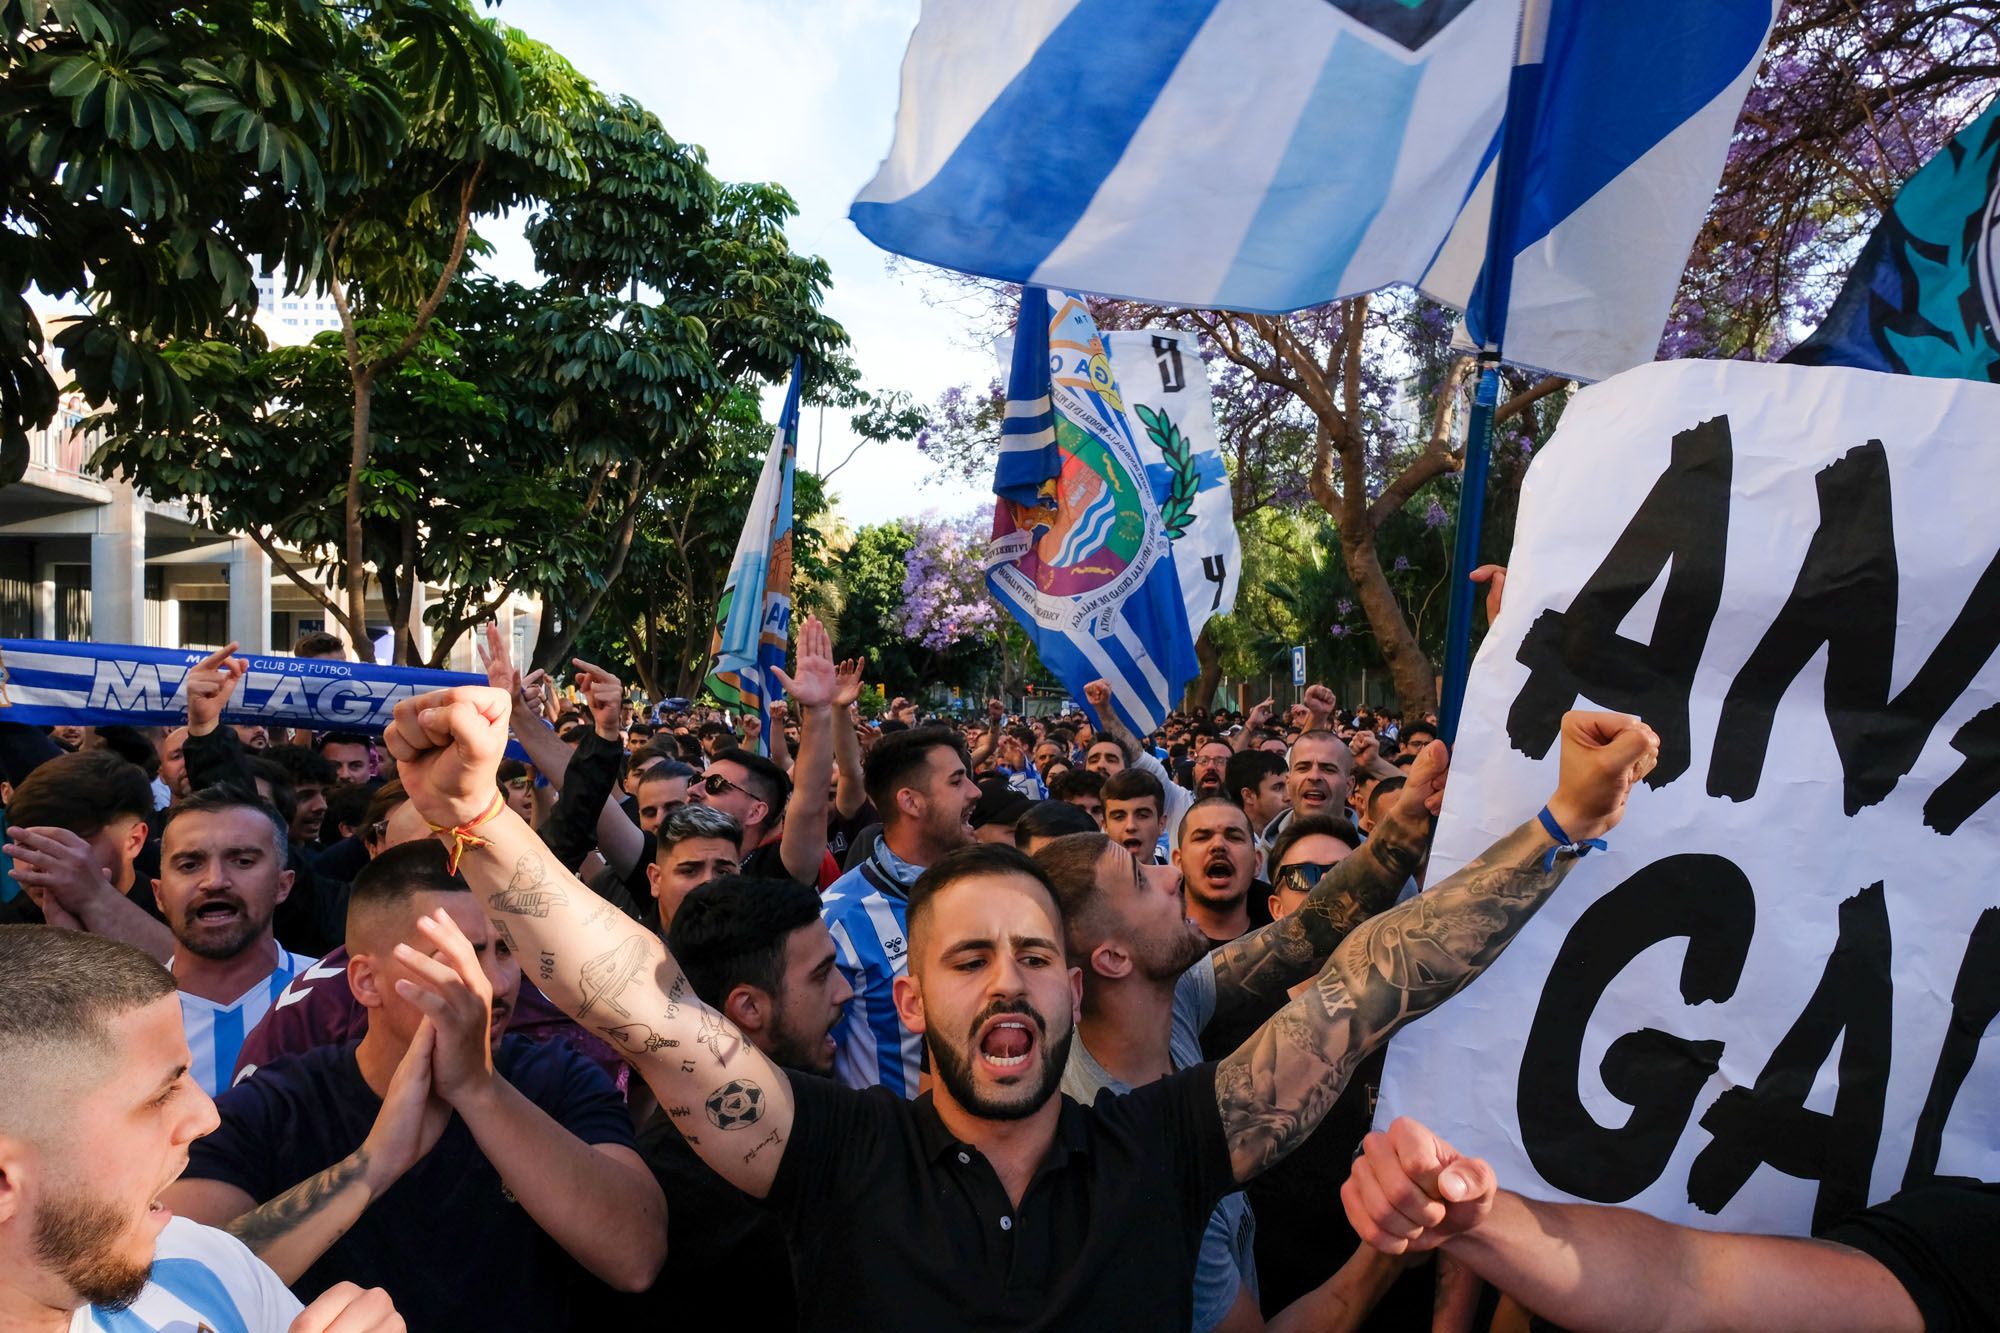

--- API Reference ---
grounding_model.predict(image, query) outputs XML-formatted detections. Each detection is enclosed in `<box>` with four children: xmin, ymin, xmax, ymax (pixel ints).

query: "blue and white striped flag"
<box><xmin>1426</xmin><ymin>0</ymin><xmax>1779</xmax><ymax>379</ymax></box>
<box><xmin>986</xmin><ymin>288</ymin><xmax>1198</xmax><ymax>736</ymax></box>
<box><xmin>853</xmin><ymin>0</ymin><xmax>1777</xmax><ymax>384</ymax></box>
<box><xmin>706</xmin><ymin>359</ymin><xmax>802</xmax><ymax>755</ymax></box>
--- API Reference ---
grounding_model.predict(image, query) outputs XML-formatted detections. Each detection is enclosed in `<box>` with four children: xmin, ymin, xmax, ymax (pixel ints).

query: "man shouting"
<box><xmin>379</xmin><ymin>686</ymin><xmax>1657</xmax><ymax>1331</ymax></box>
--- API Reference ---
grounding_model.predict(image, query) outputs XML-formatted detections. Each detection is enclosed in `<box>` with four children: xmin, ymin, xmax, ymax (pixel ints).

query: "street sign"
<box><xmin>1291</xmin><ymin>645</ymin><xmax>1306</xmax><ymax>687</ymax></box>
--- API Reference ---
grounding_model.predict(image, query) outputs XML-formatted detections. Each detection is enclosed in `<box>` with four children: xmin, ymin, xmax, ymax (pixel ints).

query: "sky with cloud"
<box><xmin>482</xmin><ymin>0</ymin><xmax>996</xmax><ymax>529</ymax></box>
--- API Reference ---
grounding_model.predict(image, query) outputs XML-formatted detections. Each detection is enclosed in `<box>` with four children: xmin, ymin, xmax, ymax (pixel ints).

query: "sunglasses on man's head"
<box><xmin>1273</xmin><ymin>861</ymin><xmax>1339</xmax><ymax>895</ymax></box>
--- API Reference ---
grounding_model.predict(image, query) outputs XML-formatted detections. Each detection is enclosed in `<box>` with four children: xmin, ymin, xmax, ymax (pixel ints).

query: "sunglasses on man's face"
<box><xmin>503</xmin><ymin>777</ymin><xmax>533</xmax><ymax>793</ymax></box>
<box><xmin>700</xmin><ymin>771</ymin><xmax>751</xmax><ymax>800</ymax></box>
<box><xmin>1273</xmin><ymin>861</ymin><xmax>1340</xmax><ymax>896</ymax></box>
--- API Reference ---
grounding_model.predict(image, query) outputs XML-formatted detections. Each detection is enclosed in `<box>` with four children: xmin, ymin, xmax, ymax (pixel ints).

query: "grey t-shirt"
<box><xmin>1062</xmin><ymin>959</ymin><xmax>1257</xmax><ymax>1333</ymax></box>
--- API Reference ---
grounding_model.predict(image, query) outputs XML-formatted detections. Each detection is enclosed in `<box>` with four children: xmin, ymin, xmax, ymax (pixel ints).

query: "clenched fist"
<box><xmin>382</xmin><ymin>687</ymin><xmax>512</xmax><ymax>830</ymax></box>
<box><xmin>1546</xmin><ymin>711</ymin><xmax>1660</xmax><ymax>844</ymax></box>
<box><xmin>1341</xmin><ymin>1117</ymin><xmax>1497</xmax><ymax>1256</ymax></box>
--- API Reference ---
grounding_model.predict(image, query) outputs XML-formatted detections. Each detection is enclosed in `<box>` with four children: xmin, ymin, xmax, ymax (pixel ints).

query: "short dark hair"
<box><xmin>713</xmin><ymin>748</ymin><xmax>791</xmax><ymax>826</ymax></box>
<box><xmin>638</xmin><ymin>758</ymin><xmax>696</xmax><ymax>787</ymax></box>
<box><xmin>1032</xmin><ymin>831</ymin><xmax>1121</xmax><ymax>958</ymax></box>
<box><xmin>159</xmin><ymin>785</ymin><xmax>290</xmax><ymax>864</ymax></box>
<box><xmin>1224</xmin><ymin>749</ymin><xmax>1286</xmax><ymax>807</ymax></box>
<box><xmin>246</xmin><ymin>757</ymin><xmax>298</xmax><ymax>826</ymax></box>
<box><xmin>1268</xmin><ymin>812</ymin><xmax>1364</xmax><ymax>870</ymax></box>
<box><xmin>906</xmin><ymin>843</ymin><xmax>1061</xmax><ymax>958</ymax></box>
<box><xmin>1101</xmin><ymin>768</ymin><xmax>1163</xmax><ymax>808</ymax></box>
<box><xmin>1048</xmin><ymin>769</ymin><xmax>1105</xmax><ymax>803</ymax></box>
<box><xmin>1402</xmin><ymin>722</ymin><xmax>1438</xmax><ymax>745</ymax></box>
<box><xmin>697</xmin><ymin>721</ymin><xmax>734</xmax><ymax>741</ymax></box>
<box><xmin>1176</xmin><ymin>794</ymin><xmax>1253</xmax><ymax>843</ymax></box>
<box><xmin>261</xmin><ymin>745</ymin><xmax>337</xmax><ymax>789</ymax></box>
<box><xmin>1085</xmin><ymin>735</ymin><xmax>1129</xmax><ymax>761</ymax></box>
<box><xmin>668</xmin><ymin>876</ymin><xmax>822</xmax><ymax>1008</ymax></box>
<box><xmin>293</xmin><ymin>631</ymin><xmax>347</xmax><ymax>658</ymax></box>
<box><xmin>92</xmin><ymin>725</ymin><xmax>160</xmax><ymax>779</ymax></box>
<box><xmin>315</xmin><ymin>731</ymin><xmax>372</xmax><ymax>754</ymax></box>
<box><xmin>324</xmin><ymin>780</ymin><xmax>373</xmax><ymax>836</ymax></box>
<box><xmin>863</xmin><ymin>726</ymin><xmax>968</xmax><ymax>823</ymax></box>
<box><xmin>9</xmin><ymin>750</ymin><xmax>154</xmax><ymax>836</ymax></box>
<box><xmin>347</xmin><ymin>839</ymin><xmax>466</xmax><ymax>938</ymax></box>
<box><xmin>1365</xmin><ymin>776</ymin><xmax>1406</xmax><ymax>822</ymax></box>
<box><xmin>362</xmin><ymin>779</ymin><xmax>408</xmax><ymax>843</ymax></box>
<box><xmin>1013</xmin><ymin>799</ymin><xmax>1100</xmax><ymax>849</ymax></box>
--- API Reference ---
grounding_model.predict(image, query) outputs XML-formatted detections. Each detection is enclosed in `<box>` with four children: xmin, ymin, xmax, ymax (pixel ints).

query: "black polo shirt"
<box><xmin>764</xmin><ymin>1064</ymin><xmax>1236</xmax><ymax>1331</ymax></box>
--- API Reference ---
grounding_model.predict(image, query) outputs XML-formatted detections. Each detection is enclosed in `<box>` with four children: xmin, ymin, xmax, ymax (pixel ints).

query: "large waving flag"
<box><xmin>853</xmin><ymin>0</ymin><xmax>1777</xmax><ymax>384</ymax></box>
<box><xmin>987</xmin><ymin>289</ymin><xmax>1199</xmax><ymax>736</ymax></box>
<box><xmin>706</xmin><ymin>359</ymin><xmax>802</xmax><ymax>755</ymax></box>
<box><xmin>1425</xmin><ymin>1</ymin><xmax>1779</xmax><ymax>380</ymax></box>
<box><xmin>1786</xmin><ymin>97</ymin><xmax>2000</xmax><ymax>383</ymax></box>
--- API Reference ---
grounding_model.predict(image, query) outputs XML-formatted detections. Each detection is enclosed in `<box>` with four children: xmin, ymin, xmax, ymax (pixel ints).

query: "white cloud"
<box><xmin>484</xmin><ymin>0</ymin><xmax>995</xmax><ymax>527</ymax></box>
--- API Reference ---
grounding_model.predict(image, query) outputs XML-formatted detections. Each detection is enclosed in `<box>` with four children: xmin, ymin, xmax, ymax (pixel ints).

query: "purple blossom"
<box><xmin>898</xmin><ymin>509</ymin><xmax>1003</xmax><ymax>651</ymax></box>
<box><xmin>1329</xmin><ymin>624</ymin><xmax>1347</xmax><ymax>638</ymax></box>
<box><xmin>1393</xmin><ymin>556</ymin><xmax>1410</xmax><ymax>573</ymax></box>
<box><xmin>1336</xmin><ymin>598</ymin><xmax>1354</xmax><ymax>616</ymax></box>
<box><xmin>1423</xmin><ymin>498</ymin><xmax>1450</xmax><ymax>530</ymax></box>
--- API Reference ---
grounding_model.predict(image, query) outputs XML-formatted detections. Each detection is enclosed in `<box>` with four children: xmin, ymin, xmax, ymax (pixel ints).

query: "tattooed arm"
<box><xmin>1207</xmin><ymin>741</ymin><xmax>1448</xmax><ymax>1030</ymax></box>
<box><xmin>378</xmin><ymin>686</ymin><xmax>799</xmax><ymax>1199</ymax></box>
<box><xmin>164</xmin><ymin>1021</ymin><xmax>451</xmax><ymax>1283</ymax></box>
<box><xmin>1215</xmin><ymin>712</ymin><xmax>1660</xmax><ymax>1183</ymax></box>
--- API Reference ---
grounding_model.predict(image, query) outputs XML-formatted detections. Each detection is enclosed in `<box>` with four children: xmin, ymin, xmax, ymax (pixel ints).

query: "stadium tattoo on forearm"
<box><xmin>226</xmin><ymin>1150</ymin><xmax>372</xmax><ymax>1253</ymax></box>
<box><xmin>490</xmin><ymin>855</ymin><xmax>568</xmax><ymax>917</ymax></box>
<box><xmin>1210</xmin><ymin>808</ymin><xmax>1431</xmax><ymax>1003</ymax></box>
<box><xmin>1215</xmin><ymin>818</ymin><xmax>1567</xmax><ymax>1174</ymax></box>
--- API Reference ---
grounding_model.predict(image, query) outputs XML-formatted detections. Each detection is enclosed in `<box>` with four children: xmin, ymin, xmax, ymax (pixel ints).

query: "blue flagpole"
<box><xmin>1438</xmin><ymin>1</ymin><xmax>1547</xmax><ymax>744</ymax></box>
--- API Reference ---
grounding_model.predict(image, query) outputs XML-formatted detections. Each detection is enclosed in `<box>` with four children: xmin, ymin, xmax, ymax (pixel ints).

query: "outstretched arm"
<box><xmin>1205</xmin><ymin>740</ymin><xmax>1446</xmax><ymax>1031</ymax></box>
<box><xmin>771</xmin><ymin>616</ymin><xmax>835</xmax><ymax>886</ymax></box>
<box><xmin>1215</xmin><ymin>712</ymin><xmax>1659</xmax><ymax>1183</ymax></box>
<box><xmin>380</xmin><ymin>687</ymin><xmax>797</xmax><ymax>1199</ymax></box>
<box><xmin>1341</xmin><ymin>1118</ymin><xmax>1922</xmax><ymax>1333</ymax></box>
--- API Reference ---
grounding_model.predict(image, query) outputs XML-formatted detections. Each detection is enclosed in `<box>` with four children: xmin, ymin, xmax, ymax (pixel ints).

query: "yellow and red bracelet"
<box><xmin>428</xmin><ymin>791</ymin><xmax>507</xmax><ymax>875</ymax></box>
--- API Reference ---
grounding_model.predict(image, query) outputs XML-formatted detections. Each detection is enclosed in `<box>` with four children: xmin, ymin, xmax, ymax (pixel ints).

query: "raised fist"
<box><xmin>1340</xmin><ymin>1117</ymin><xmax>1497</xmax><ymax>1256</ymax></box>
<box><xmin>1547</xmin><ymin>710</ymin><xmax>1660</xmax><ymax>844</ymax></box>
<box><xmin>1083</xmin><ymin>679</ymin><xmax>1112</xmax><ymax>709</ymax></box>
<box><xmin>382</xmin><ymin>687</ymin><xmax>512</xmax><ymax>830</ymax></box>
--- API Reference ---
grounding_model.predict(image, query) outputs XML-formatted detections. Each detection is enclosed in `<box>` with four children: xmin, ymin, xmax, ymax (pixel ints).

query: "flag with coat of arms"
<box><xmin>986</xmin><ymin>288</ymin><xmax>1199</xmax><ymax>736</ymax></box>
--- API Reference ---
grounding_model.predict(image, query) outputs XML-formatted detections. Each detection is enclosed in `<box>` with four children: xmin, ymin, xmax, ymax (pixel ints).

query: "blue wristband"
<box><xmin>1537</xmin><ymin>805</ymin><xmax>1607</xmax><ymax>873</ymax></box>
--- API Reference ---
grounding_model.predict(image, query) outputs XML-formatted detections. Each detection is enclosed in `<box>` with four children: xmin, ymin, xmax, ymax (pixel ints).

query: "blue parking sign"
<box><xmin>1291</xmin><ymin>646</ymin><xmax>1306</xmax><ymax>687</ymax></box>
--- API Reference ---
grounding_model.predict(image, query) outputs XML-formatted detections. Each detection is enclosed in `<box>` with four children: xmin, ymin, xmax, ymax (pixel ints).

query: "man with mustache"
<box><xmin>1172</xmin><ymin>798</ymin><xmax>1266</xmax><ymax>947</ymax></box>
<box><xmin>152</xmin><ymin>790</ymin><xmax>317</xmax><ymax>1096</ymax></box>
<box><xmin>373</xmin><ymin>684</ymin><xmax>1657</xmax><ymax>1330</ymax></box>
<box><xmin>163</xmin><ymin>841</ymin><xmax>664</xmax><ymax>1329</ymax></box>
<box><xmin>0</xmin><ymin>926</ymin><xmax>403</xmax><ymax>1332</ymax></box>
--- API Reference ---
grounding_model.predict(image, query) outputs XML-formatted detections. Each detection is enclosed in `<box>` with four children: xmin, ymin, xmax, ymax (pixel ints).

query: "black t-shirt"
<box><xmin>186</xmin><ymin>1035</ymin><xmax>639</xmax><ymax>1330</ymax></box>
<box><xmin>764</xmin><ymin>1065</ymin><xmax>1236</xmax><ymax>1331</ymax></box>
<box><xmin>579</xmin><ymin>1107</ymin><xmax>795</xmax><ymax>1329</ymax></box>
<box><xmin>826</xmin><ymin>802</ymin><xmax>878</xmax><ymax>865</ymax></box>
<box><xmin>1819</xmin><ymin>1181</ymin><xmax>2000</xmax><ymax>1332</ymax></box>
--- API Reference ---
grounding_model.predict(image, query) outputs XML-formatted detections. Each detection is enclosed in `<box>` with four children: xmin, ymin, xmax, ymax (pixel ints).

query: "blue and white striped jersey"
<box><xmin>823</xmin><ymin>843</ymin><xmax>924</xmax><ymax>1098</ymax></box>
<box><xmin>74</xmin><ymin>1216</ymin><xmax>302</xmax><ymax>1331</ymax></box>
<box><xmin>176</xmin><ymin>947</ymin><xmax>317</xmax><ymax>1096</ymax></box>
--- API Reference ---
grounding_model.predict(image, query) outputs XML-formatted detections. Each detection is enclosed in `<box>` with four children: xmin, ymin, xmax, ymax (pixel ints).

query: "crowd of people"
<box><xmin>0</xmin><ymin>615</ymin><xmax>1990</xmax><ymax>1332</ymax></box>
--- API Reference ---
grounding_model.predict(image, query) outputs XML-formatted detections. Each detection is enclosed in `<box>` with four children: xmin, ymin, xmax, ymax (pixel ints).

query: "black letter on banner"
<box><xmin>1708</xmin><ymin>440</ymin><xmax>2000</xmax><ymax>816</ymax></box>
<box><xmin>1519</xmin><ymin>853</ymin><xmax>1753</xmax><ymax>1201</ymax></box>
<box><xmin>1153</xmin><ymin>335</ymin><xmax>1185</xmax><ymax>393</ymax></box>
<box><xmin>1925</xmin><ymin>705</ymin><xmax>2000</xmax><ymax>836</ymax></box>
<box><xmin>1903</xmin><ymin>908</ymin><xmax>2000</xmax><ymax>1188</ymax></box>
<box><xmin>1688</xmin><ymin>882</ymin><xmax>1892</xmax><ymax>1230</ymax></box>
<box><xmin>1506</xmin><ymin>416</ymin><xmax>1731</xmax><ymax>786</ymax></box>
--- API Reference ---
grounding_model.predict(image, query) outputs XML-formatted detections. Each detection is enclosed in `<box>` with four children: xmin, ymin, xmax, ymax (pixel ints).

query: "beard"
<box><xmin>1138</xmin><ymin>920</ymin><xmax>1212</xmax><ymax>982</ymax></box>
<box><xmin>173</xmin><ymin>895</ymin><xmax>274</xmax><ymax>961</ymax></box>
<box><xmin>33</xmin><ymin>1182</ymin><xmax>151</xmax><ymax>1312</ymax></box>
<box><xmin>927</xmin><ymin>999</ymin><xmax>1072</xmax><ymax>1122</ymax></box>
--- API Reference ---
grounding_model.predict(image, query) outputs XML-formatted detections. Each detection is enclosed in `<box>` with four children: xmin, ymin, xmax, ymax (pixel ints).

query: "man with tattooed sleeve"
<box><xmin>379</xmin><ymin>683</ymin><xmax>1656</xmax><ymax>1331</ymax></box>
<box><xmin>161</xmin><ymin>841</ymin><xmax>665</xmax><ymax>1329</ymax></box>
